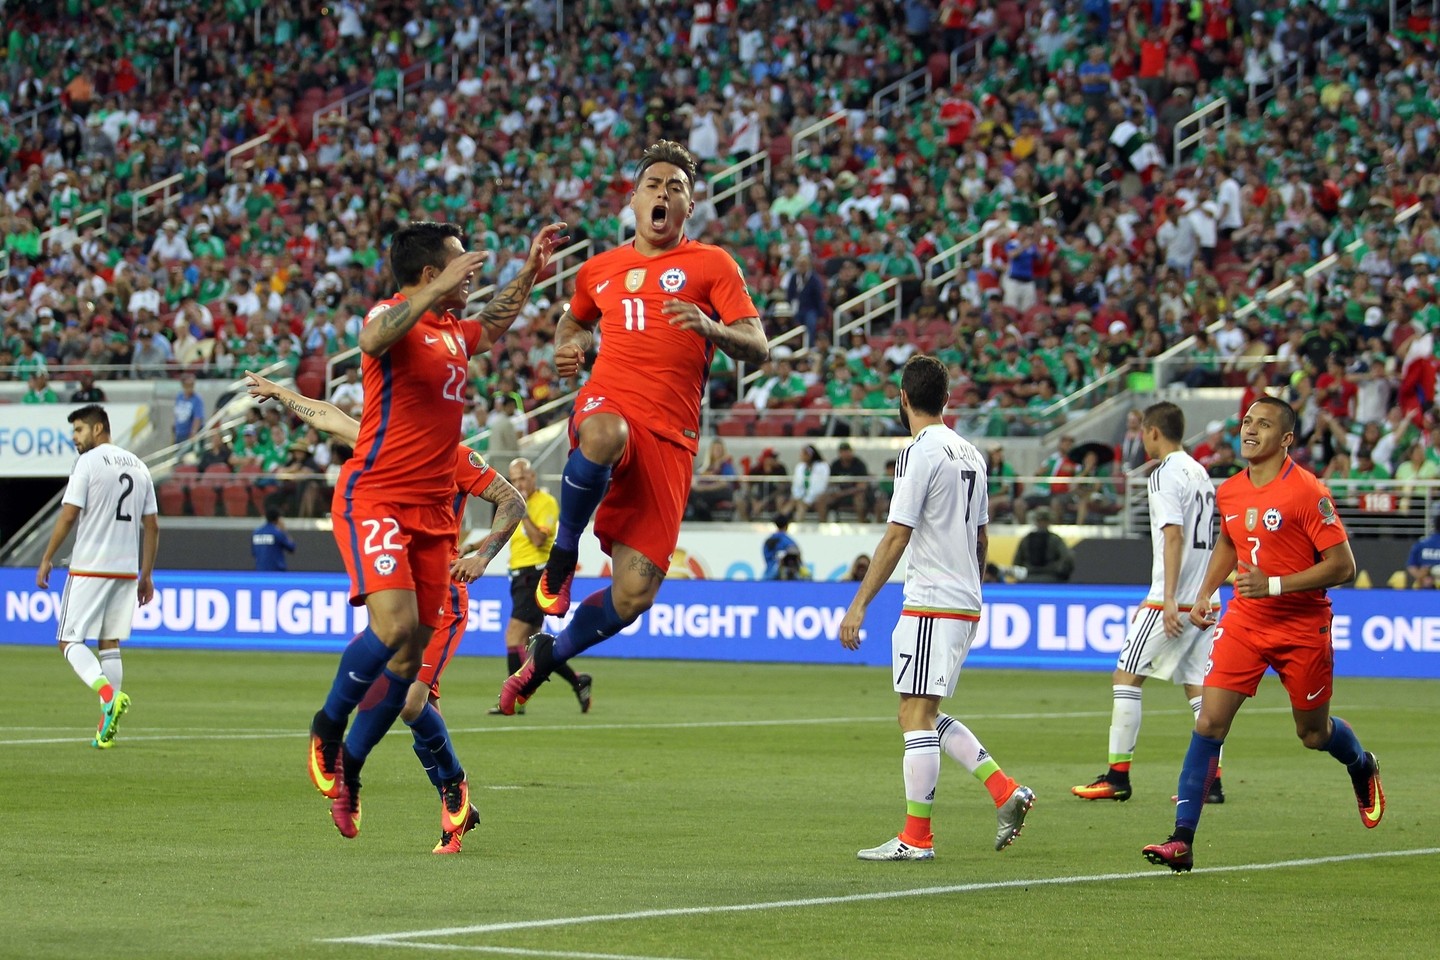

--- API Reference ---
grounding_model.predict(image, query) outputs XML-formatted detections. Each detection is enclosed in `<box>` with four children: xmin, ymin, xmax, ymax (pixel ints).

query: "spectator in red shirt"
<box><xmin>1315</xmin><ymin>355</ymin><xmax>1358</xmax><ymax>420</ymax></box>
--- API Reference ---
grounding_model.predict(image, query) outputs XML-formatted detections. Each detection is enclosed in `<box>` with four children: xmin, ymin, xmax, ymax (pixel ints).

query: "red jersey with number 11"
<box><xmin>1215</xmin><ymin>457</ymin><xmax>1348</xmax><ymax>628</ymax></box>
<box><xmin>569</xmin><ymin>238</ymin><xmax>757</xmax><ymax>454</ymax></box>
<box><xmin>338</xmin><ymin>294</ymin><xmax>484</xmax><ymax>505</ymax></box>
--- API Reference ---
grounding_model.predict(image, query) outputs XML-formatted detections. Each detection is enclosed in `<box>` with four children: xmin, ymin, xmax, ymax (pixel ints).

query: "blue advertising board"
<box><xmin>3</xmin><ymin>569</ymin><xmax>1438</xmax><ymax>678</ymax></box>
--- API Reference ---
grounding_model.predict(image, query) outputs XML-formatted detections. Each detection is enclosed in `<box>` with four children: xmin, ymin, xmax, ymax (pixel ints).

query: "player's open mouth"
<box><xmin>650</xmin><ymin>203</ymin><xmax>668</xmax><ymax>229</ymax></box>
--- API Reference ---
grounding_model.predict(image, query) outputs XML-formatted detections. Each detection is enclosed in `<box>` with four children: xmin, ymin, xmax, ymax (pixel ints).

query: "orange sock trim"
<box><xmin>902</xmin><ymin>816</ymin><xmax>932</xmax><ymax>844</ymax></box>
<box><xmin>984</xmin><ymin>771</ymin><xmax>1016</xmax><ymax>807</ymax></box>
<box><xmin>1111</xmin><ymin>761</ymin><xmax>1132</xmax><ymax>774</ymax></box>
<box><xmin>98</xmin><ymin>683</ymin><xmax>114</xmax><ymax>705</ymax></box>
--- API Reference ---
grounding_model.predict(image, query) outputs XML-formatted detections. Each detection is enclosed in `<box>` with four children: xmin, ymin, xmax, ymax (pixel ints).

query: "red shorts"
<box><xmin>417</xmin><ymin>581</ymin><xmax>467</xmax><ymax>699</ymax></box>
<box><xmin>332</xmin><ymin>492</ymin><xmax>455</xmax><ymax>629</ymax></box>
<box><xmin>1204</xmin><ymin>613</ymin><xmax>1335</xmax><ymax>710</ymax></box>
<box><xmin>571</xmin><ymin>392</ymin><xmax>693</xmax><ymax>572</ymax></box>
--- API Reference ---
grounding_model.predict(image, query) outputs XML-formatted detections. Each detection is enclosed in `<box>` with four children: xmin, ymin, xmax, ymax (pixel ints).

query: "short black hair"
<box><xmin>389</xmin><ymin>221</ymin><xmax>464</xmax><ymax>287</ymax></box>
<box><xmin>635</xmin><ymin>140</ymin><xmax>698</xmax><ymax>193</ymax></box>
<box><xmin>68</xmin><ymin>404</ymin><xmax>109</xmax><ymax>433</ymax></box>
<box><xmin>900</xmin><ymin>355</ymin><xmax>948</xmax><ymax>416</ymax></box>
<box><xmin>1143</xmin><ymin>401</ymin><xmax>1185</xmax><ymax>442</ymax></box>
<box><xmin>265</xmin><ymin>506</ymin><xmax>282</xmax><ymax>523</ymax></box>
<box><xmin>1252</xmin><ymin>395</ymin><xmax>1297</xmax><ymax>434</ymax></box>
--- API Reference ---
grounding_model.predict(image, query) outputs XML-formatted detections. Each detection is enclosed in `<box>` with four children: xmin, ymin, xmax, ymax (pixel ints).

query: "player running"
<box><xmin>245</xmin><ymin>371</ymin><xmax>525</xmax><ymax>851</ymax></box>
<box><xmin>1143</xmin><ymin>397</ymin><xmax>1384</xmax><ymax>873</ymax></box>
<box><xmin>1073</xmin><ymin>401</ymin><xmax>1228</xmax><ymax>803</ymax></box>
<box><xmin>840</xmin><ymin>356</ymin><xmax>1035</xmax><ymax>860</ymax></box>
<box><xmin>496</xmin><ymin>140</ymin><xmax>768</xmax><ymax>714</ymax></box>
<box><xmin>37</xmin><ymin>405</ymin><xmax>158</xmax><ymax>748</ymax></box>
<box><xmin>306</xmin><ymin>220</ymin><xmax>565</xmax><ymax>848</ymax></box>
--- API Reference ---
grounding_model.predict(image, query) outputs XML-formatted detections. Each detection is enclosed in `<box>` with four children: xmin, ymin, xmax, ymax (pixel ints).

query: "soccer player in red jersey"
<box><xmin>1143</xmin><ymin>397</ymin><xmax>1385</xmax><ymax>873</ymax></box>
<box><xmin>304</xmin><ymin>220</ymin><xmax>565</xmax><ymax>844</ymax></box>
<box><xmin>496</xmin><ymin>140</ymin><xmax>770</xmax><ymax>713</ymax></box>
<box><xmin>245</xmin><ymin>371</ymin><xmax>525</xmax><ymax>852</ymax></box>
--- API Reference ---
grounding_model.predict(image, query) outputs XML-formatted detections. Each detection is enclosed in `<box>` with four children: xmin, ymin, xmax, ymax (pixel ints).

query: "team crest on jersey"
<box><xmin>659</xmin><ymin>267</ymin><xmax>687</xmax><ymax>293</ymax></box>
<box><xmin>1262</xmin><ymin>508</ymin><xmax>1282</xmax><ymax>532</ymax></box>
<box><xmin>1318</xmin><ymin>496</ymin><xmax>1338</xmax><ymax>525</ymax></box>
<box><xmin>581</xmin><ymin>396</ymin><xmax>605</xmax><ymax>413</ymax></box>
<box><xmin>374</xmin><ymin>554</ymin><xmax>397</xmax><ymax>576</ymax></box>
<box><xmin>468</xmin><ymin>451</ymin><xmax>485</xmax><ymax>469</ymax></box>
<box><xmin>1245</xmin><ymin>508</ymin><xmax>1258</xmax><ymax>531</ymax></box>
<box><xmin>441</xmin><ymin>331</ymin><xmax>458</xmax><ymax>355</ymax></box>
<box><xmin>625</xmin><ymin>268</ymin><xmax>647</xmax><ymax>292</ymax></box>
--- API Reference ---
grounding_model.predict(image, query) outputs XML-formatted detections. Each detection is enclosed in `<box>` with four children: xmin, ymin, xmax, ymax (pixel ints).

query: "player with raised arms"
<box><xmin>245</xmin><ymin>370</ymin><xmax>525</xmax><ymax>852</ymax></box>
<box><xmin>305</xmin><ymin>220</ymin><xmax>566</xmax><ymax>848</ymax></box>
<box><xmin>1143</xmin><ymin>396</ymin><xmax>1384</xmax><ymax>872</ymax></box>
<box><xmin>495</xmin><ymin>140</ymin><xmax>769</xmax><ymax>713</ymax></box>
<box><xmin>1072</xmin><ymin>401</ymin><xmax>1228</xmax><ymax>803</ymax></box>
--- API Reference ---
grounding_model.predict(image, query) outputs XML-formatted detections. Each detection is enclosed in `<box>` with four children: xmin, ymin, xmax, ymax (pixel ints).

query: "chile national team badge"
<box><xmin>659</xmin><ymin>268</ymin><xmax>687</xmax><ymax>293</ymax></box>
<box><xmin>1262</xmin><ymin>508</ymin><xmax>1282</xmax><ymax>531</ymax></box>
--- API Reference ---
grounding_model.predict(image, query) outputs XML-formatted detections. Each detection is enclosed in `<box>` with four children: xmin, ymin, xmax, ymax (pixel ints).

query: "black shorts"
<box><xmin>509</xmin><ymin>566</ymin><xmax>544</xmax><ymax>626</ymax></box>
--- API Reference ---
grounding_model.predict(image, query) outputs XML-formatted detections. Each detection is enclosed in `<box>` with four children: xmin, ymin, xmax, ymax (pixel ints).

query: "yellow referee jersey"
<box><xmin>509</xmin><ymin>488</ymin><xmax>558</xmax><ymax>569</ymax></box>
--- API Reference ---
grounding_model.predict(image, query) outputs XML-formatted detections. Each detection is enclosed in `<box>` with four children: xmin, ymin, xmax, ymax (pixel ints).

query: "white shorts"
<box><xmin>891</xmin><ymin>615</ymin><xmax>977</xmax><ymax>699</ymax></box>
<box><xmin>1117</xmin><ymin>604</ymin><xmax>1215</xmax><ymax>685</ymax></box>
<box><xmin>56</xmin><ymin>575</ymin><xmax>138</xmax><ymax>644</ymax></box>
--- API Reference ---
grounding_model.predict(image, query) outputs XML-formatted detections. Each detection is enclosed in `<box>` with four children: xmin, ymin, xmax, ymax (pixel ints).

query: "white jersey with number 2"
<box><xmin>1143</xmin><ymin>449</ymin><xmax>1216</xmax><ymax>609</ymax></box>
<box><xmin>62</xmin><ymin>442</ymin><xmax>157</xmax><ymax>577</ymax></box>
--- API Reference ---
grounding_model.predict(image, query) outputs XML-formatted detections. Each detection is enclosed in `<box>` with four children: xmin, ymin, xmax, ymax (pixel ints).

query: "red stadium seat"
<box><xmin>716</xmin><ymin>417</ymin><xmax>749</xmax><ymax>437</ymax></box>
<box><xmin>189</xmin><ymin>484</ymin><xmax>219</xmax><ymax>516</ymax></box>
<box><xmin>222</xmin><ymin>484</ymin><xmax>251</xmax><ymax>518</ymax></box>
<box><xmin>157</xmin><ymin>482</ymin><xmax>187</xmax><ymax>516</ymax></box>
<box><xmin>296</xmin><ymin>370</ymin><xmax>326</xmax><ymax>399</ymax></box>
<box><xmin>753</xmin><ymin>419</ymin><xmax>786</xmax><ymax>437</ymax></box>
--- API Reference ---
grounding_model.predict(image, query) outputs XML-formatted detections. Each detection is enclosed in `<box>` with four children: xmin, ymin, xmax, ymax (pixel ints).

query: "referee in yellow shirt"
<box><xmin>491</xmin><ymin>457</ymin><xmax>593</xmax><ymax>714</ymax></box>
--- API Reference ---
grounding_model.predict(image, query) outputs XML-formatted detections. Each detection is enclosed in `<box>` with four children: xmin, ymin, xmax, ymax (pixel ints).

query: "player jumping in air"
<box><xmin>495</xmin><ymin>140</ymin><xmax>769</xmax><ymax>714</ymax></box>
<box><xmin>1143</xmin><ymin>397</ymin><xmax>1384</xmax><ymax>872</ymax></box>
<box><xmin>306</xmin><ymin>221</ymin><xmax>566</xmax><ymax>847</ymax></box>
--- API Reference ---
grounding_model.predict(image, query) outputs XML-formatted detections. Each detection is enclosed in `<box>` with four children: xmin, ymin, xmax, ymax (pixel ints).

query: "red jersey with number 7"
<box><xmin>337</xmin><ymin>294</ymin><xmax>485</xmax><ymax>505</ymax></box>
<box><xmin>1215</xmin><ymin>457</ymin><xmax>1349</xmax><ymax>628</ymax></box>
<box><xmin>568</xmin><ymin>238</ymin><xmax>757</xmax><ymax>455</ymax></box>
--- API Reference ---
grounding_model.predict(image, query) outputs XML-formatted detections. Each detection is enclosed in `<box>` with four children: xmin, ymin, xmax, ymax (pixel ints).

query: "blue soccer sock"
<box><xmin>1174</xmin><ymin>730</ymin><xmax>1225</xmax><ymax>836</ymax></box>
<box><xmin>321</xmin><ymin>627</ymin><xmax>394</xmax><ymax>725</ymax></box>
<box><xmin>553</xmin><ymin>448</ymin><xmax>612</xmax><ymax>553</ymax></box>
<box><xmin>406</xmin><ymin>702</ymin><xmax>463</xmax><ymax>783</ymax></box>
<box><xmin>553</xmin><ymin>588</ymin><xmax>632</xmax><ymax>661</ymax></box>
<box><xmin>412</xmin><ymin>731</ymin><xmax>443</xmax><ymax>793</ymax></box>
<box><xmin>344</xmin><ymin>669</ymin><xmax>409</xmax><ymax>764</ymax></box>
<box><xmin>1325</xmin><ymin>716</ymin><xmax>1365</xmax><ymax>771</ymax></box>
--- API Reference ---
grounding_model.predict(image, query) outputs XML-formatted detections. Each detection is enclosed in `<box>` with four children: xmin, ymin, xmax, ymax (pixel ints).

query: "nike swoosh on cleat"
<box><xmin>1364</xmin><ymin>805</ymin><xmax>1382</xmax><ymax>823</ymax></box>
<box><xmin>309</xmin><ymin>749</ymin><xmax>335</xmax><ymax>793</ymax></box>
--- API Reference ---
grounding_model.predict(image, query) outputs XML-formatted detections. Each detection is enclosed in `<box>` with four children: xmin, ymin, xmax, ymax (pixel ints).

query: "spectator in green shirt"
<box><xmin>14</xmin><ymin>339</ymin><xmax>48</xmax><ymax>381</ymax></box>
<box><xmin>21</xmin><ymin>372</ymin><xmax>59</xmax><ymax>403</ymax></box>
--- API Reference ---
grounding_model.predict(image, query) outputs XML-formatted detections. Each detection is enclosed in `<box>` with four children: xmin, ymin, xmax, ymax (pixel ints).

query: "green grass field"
<box><xmin>3</xmin><ymin>645</ymin><xmax>1437</xmax><ymax>960</ymax></box>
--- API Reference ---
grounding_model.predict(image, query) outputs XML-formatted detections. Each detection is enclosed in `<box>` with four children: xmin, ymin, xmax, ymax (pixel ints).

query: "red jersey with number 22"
<box><xmin>1216</xmin><ymin>457</ymin><xmax>1348</xmax><ymax>629</ymax></box>
<box><xmin>569</xmin><ymin>238</ymin><xmax>757</xmax><ymax>455</ymax></box>
<box><xmin>338</xmin><ymin>294</ymin><xmax>483</xmax><ymax>504</ymax></box>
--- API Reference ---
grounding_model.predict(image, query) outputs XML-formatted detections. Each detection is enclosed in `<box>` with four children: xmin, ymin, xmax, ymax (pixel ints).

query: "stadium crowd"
<box><xmin>2</xmin><ymin>0</ymin><xmax>1439</xmax><ymax>523</ymax></box>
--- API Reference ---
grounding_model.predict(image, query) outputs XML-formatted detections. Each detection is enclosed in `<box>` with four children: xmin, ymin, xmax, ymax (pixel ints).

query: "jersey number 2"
<box><xmin>115</xmin><ymin>473</ymin><xmax>134</xmax><ymax>522</ymax></box>
<box><xmin>442</xmin><ymin>364</ymin><xmax>466</xmax><ymax>402</ymax></box>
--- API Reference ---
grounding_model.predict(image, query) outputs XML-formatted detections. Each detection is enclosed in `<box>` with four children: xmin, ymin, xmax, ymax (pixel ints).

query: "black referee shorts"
<box><xmin>509</xmin><ymin>566</ymin><xmax>544</xmax><ymax>627</ymax></box>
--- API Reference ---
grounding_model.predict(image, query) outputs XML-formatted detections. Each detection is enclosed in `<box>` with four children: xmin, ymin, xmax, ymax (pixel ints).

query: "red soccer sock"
<box><xmin>902</xmin><ymin>815</ymin><xmax>932</xmax><ymax>845</ymax></box>
<box><xmin>1110</xmin><ymin>761</ymin><xmax>1132</xmax><ymax>775</ymax></box>
<box><xmin>984</xmin><ymin>771</ymin><xmax>1017</xmax><ymax>807</ymax></box>
<box><xmin>97</xmin><ymin>682</ymin><xmax>115</xmax><ymax>705</ymax></box>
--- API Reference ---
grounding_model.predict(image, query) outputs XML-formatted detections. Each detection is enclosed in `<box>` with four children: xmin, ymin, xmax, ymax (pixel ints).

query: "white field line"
<box><xmin>326</xmin><ymin>847</ymin><xmax>1440</xmax><ymax>951</ymax></box>
<box><xmin>371</xmin><ymin>945</ymin><xmax>694</xmax><ymax>960</ymax></box>
<box><xmin>0</xmin><ymin>706</ymin><xmax>1301</xmax><ymax>747</ymax></box>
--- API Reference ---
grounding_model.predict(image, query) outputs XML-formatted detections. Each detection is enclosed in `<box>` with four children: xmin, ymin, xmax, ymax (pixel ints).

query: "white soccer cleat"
<box><xmin>995</xmin><ymin>785</ymin><xmax>1035</xmax><ymax>851</ymax></box>
<box><xmin>857</xmin><ymin>836</ymin><xmax>935</xmax><ymax>861</ymax></box>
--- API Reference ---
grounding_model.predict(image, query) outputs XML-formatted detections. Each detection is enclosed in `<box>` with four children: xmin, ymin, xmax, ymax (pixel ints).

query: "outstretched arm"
<box><xmin>471</xmin><ymin>222</ymin><xmax>570</xmax><ymax>350</ymax></box>
<box><xmin>358</xmin><ymin>250</ymin><xmax>489</xmax><ymax>357</ymax></box>
<box><xmin>450</xmin><ymin>474</ymin><xmax>527</xmax><ymax>582</ymax></box>
<box><xmin>244</xmin><ymin>370</ymin><xmax>361</xmax><ymax>446</ymax></box>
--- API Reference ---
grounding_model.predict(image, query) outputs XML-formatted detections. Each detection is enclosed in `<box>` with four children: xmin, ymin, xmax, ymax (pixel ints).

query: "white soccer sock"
<box><xmin>935</xmin><ymin>713</ymin><xmax>988</xmax><ymax>774</ymax></box>
<box><xmin>63</xmin><ymin>642</ymin><xmax>109</xmax><ymax>701</ymax></box>
<box><xmin>1109</xmin><ymin>685</ymin><xmax>1144</xmax><ymax>766</ymax></box>
<box><xmin>98</xmin><ymin>648</ymin><xmax>123</xmax><ymax>693</ymax></box>
<box><xmin>902</xmin><ymin>729</ymin><xmax>941</xmax><ymax>810</ymax></box>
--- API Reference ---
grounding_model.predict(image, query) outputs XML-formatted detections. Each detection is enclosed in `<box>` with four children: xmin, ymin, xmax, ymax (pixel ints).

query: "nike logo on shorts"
<box><xmin>1305</xmin><ymin>687</ymin><xmax>1326</xmax><ymax>701</ymax></box>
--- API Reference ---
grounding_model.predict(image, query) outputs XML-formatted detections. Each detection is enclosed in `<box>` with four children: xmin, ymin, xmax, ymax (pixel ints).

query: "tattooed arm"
<box><xmin>244</xmin><ymin>370</ymin><xmax>360</xmax><ymax>446</ymax></box>
<box><xmin>358</xmin><ymin>250</ymin><xmax>488</xmax><ymax>357</ymax></box>
<box><xmin>449</xmin><ymin>473</ymin><xmax>527</xmax><ymax>583</ymax></box>
<box><xmin>662</xmin><ymin>305</ymin><xmax>770</xmax><ymax>364</ymax></box>
<box><xmin>471</xmin><ymin>222</ymin><xmax>570</xmax><ymax>350</ymax></box>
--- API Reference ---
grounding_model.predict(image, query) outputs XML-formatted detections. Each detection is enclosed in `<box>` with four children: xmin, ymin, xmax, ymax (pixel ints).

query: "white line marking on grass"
<box><xmin>377</xmin><ymin>943</ymin><xmax>692</xmax><ymax>960</ymax></box>
<box><xmin>323</xmin><ymin>847</ymin><xmax>1440</xmax><ymax>948</ymax></box>
<box><xmin>0</xmin><ymin>707</ymin><xmax>1299</xmax><ymax>747</ymax></box>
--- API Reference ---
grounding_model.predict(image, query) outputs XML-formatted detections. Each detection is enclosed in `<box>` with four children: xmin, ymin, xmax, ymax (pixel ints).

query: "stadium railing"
<box><xmin>791</xmin><ymin>111</ymin><xmax>848</xmax><ymax>163</ymax></box>
<box><xmin>1172</xmin><ymin>97</ymin><xmax>1230</xmax><ymax>168</ymax></box>
<box><xmin>131</xmin><ymin>172</ymin><xmax>186</xmax><ymax>224</ymax></box>
<box><xmin>871</xmin><ymin>66</ymin><xmax>932</xmax><ymax>124</ymax></box>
